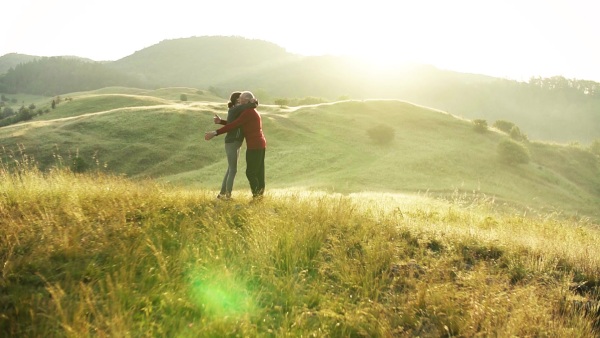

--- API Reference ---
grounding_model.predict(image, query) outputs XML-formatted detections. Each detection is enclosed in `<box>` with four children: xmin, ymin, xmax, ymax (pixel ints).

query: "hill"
<box><xmin>0</xmin><ymin>53</ymin><xmax>97</xmax><ymax>75</ymax></box>
<box><xmin>0</xmin><ymin>53</ymin><xmax>40</xmax><ymax>74</ymax></box>
<box><xmin>1</xmin><ymin>87</ymin><xmax>598</xmax><ymax>223</ymax></box>
<box><xmin>1</xmin><ymin>36</ymin><xmax>599</xmax><ymax>143</ymax></box>
<box><xmin>0</xmin><ymin>57</ymin><xmax>141</xmax><ymax>95</ymax></box>
<box><xmin>109</xmin><ymin>35</ymin><xmax>298</xmax><ymax>89</ymax></box>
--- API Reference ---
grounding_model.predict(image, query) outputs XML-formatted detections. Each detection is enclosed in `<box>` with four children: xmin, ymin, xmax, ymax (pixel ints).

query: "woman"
<box><xmin>213</xmin><ymin>91</ymin><xmax>257</xmax><ymax>200</ymax></box>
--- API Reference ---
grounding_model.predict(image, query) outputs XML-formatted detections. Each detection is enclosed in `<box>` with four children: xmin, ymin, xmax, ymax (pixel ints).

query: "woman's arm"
<box><xmin>229</xmin><ymin>102</ymin><xmax>257</xmax><ymax>119</ymax></box>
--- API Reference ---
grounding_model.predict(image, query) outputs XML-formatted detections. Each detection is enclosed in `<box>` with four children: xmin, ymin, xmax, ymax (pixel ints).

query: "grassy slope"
<box><xmin>167</xmin><ymin>100</ymin><xmax>600</xmax><ymax>221</ymax></box>
<box><xmin>1</xmin><ymin>169</ymin><xmax>599</xmax><ymax>337</ymax></box>
<box><xmin>1</xmin><ymin>88</ymin><xmax>599</xmax><ymax>222</ymax></box>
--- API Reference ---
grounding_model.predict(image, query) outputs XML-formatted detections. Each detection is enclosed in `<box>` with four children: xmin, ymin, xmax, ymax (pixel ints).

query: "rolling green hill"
<box><xmin>1</xmin><ymin>87</ymin><xmax>598</xmax><ymax>223</ymax></box>
<box><xmin>2</xmin><ymin>36</ymin><xmax>599</xmax><ymax>143</ymax></box>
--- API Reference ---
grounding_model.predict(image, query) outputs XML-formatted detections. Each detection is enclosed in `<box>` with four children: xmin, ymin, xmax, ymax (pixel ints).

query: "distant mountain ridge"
<box><xmin>0</xmin><ymin>53</ymin><xmax>96</xmax><ymax>74</ymax></box>
<box><xmin>110</xmin><ymin>36</ymin><xmax>299</xmax><ymax>89</ymax></box>
<box><xmin>0</xmin><ymin>53</ymin><xmax>40</xmax><ymax>74</ymax></box>
<box><xmin>1</xmin><ymin>36</ymin><xmax>599</xmax><ymax>143</ymax></box>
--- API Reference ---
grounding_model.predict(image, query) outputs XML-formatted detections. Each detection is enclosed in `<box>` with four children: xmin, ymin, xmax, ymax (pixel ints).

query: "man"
<box><xmin>205</xmin><ymin>91</ymin><xmax>266</xmax><ymax>199</ymax></box>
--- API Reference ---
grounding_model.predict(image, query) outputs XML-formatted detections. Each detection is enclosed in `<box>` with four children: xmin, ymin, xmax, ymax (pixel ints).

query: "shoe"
<box><xmin>217</xmin><ymin>193</ymin><xmax>231</xmax><ymax>201</ymax></box>
<box><xmin>250</xmin><ymin>195</ymin><xmax>263</xmax><ymax>203</ymax></box>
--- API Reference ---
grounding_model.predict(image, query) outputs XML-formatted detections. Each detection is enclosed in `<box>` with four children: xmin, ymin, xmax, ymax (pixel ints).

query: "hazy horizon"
<box><xmin>2</xmin><ymin>0</ymin><xmax>599</xmax><ymax>83</ymax></box>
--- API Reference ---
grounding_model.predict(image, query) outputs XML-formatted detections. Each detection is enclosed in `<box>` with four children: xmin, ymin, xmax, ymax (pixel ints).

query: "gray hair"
<box><xmin>240</xmin><ymin>91</ymin><xmax>255</xmax><ymax>100</ymax></box>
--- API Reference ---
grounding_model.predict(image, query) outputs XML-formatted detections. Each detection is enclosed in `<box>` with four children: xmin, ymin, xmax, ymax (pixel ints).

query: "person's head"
<box><xmin>228</xmin><ymin>91</ymin><xmax>242</xmax><ymax>108</ymax></box>
<box><xmin>239</xmin><ymin>91</ymin><xmax>255</xmax><ymax>104</ymax></box>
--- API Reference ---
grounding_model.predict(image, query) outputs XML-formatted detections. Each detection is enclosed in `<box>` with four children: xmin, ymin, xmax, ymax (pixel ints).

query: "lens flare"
<box><xmin>188</xmin><ymin>268</ymin><xmax>255</xmax><ymax>318</ymax></box>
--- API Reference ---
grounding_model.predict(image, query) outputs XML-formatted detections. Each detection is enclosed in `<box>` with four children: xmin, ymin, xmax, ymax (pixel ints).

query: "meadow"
<box><xmin>0</xmin><ymin>160</ymin><xmax>599</xmax><ymax>337</ymax></box>
<box><xmin>1</xmin><ymin>87</ymin><xmax>599</xmax><ymax>336</ymax></box>
<box><xmin>1</xmin><ymin>87</ymin><xmax>598</xmax><ymax>222</ymax></box>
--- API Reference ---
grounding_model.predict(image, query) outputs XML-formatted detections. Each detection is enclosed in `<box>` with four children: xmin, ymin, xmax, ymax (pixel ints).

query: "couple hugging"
<box><xmin>205</xmin><ymin>91</ymin><xmax>266</xmax><ymax>201</ymax></box>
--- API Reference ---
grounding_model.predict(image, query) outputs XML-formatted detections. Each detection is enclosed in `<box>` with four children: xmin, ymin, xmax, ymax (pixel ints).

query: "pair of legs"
<box><xmin>246</xmin><ymin>148</ymin><xmax>265</xmax><ymax>197</ymax></box>
<box><xmin>219</xmin><ymin>141</ymin><xmax>243</xmax><ymax>197</ymax></box>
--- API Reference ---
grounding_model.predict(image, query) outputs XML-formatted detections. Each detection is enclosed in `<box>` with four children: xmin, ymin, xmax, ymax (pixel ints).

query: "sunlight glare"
<box><xmin>188</xmin><ymin>268</ymin><xmax>255</xmax><ymax>317</ymax></box>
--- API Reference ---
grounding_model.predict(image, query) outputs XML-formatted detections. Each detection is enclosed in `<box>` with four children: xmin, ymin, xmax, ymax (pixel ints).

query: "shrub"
<box><xmin>509</xmin><ymin>126</ymin><xmax>528</xmax><ymax>142</ymax></box>
<box><xmin>367</xmin><ymin>124</ymin><xmax>395</xmax><ymax>144</ymax></box>
<box><xmin>274</xmin><ymin>98</ymin><xmax>289</xmax><ymax>107</ymax></box>
<box><xmin>493</xmin><ymin>120</ymin><xmax>516</xmax><ymax>133</ymax></box>
<box><xmin>71</xmin><ymin>156</ymin><xmax>88</xmax><ymax>173</ymax></box>
<box><xmin>473</xmin><ymin>119</ymin><xmax>488</xmax><ymax>133</ymax></box>
<box><xmin>180</xmin><ymin>94</ymin><xmax>188</xmax><ymax>101</ymax></box>
<box><xmin>497</xmin><ymin>139</ymin><xmax>530</xmax><ymax>164</ymax></box>
<box><xmin>18</xmin><ymin>108</ymin><xmax>33</xmax><ymax>121</ymax></box>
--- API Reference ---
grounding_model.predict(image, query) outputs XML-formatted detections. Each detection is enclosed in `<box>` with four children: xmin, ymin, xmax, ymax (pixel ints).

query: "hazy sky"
<box><xmin>2</xmin><ymin>0</ymin><xmax>599</xmax><ymax>82</ymax></box>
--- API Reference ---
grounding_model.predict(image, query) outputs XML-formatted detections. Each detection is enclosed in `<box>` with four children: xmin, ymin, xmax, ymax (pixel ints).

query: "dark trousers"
<box><xmin>246</xmin><ymin>148</ymin><xmax>265</xmax><ymax>197</ymax></box>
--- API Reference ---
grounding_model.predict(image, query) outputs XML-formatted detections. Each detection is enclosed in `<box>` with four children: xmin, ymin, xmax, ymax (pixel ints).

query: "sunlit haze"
<box><xmin>2</xmin><ymin>0</ymin><xmax>599</xmax><ymax>82</ymax></box>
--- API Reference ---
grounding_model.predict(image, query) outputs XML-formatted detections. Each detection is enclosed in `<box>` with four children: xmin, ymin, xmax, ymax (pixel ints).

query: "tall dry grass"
<box><xmin>1</xmin><ymin>161</ymin><xmax>599</xmax><ymax>337</ymax></box>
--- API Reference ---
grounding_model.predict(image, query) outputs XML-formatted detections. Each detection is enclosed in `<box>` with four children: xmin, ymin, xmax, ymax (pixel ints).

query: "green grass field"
<box><xmin>0</xmin><ymin>164</ymin><xmax>598</xmax><ymax>337</ymax></box>
<box><xmin>1</xmin><ymin>87</ymin><xmax>599</xmax><ymax>336</ymax></box>
<box><xmin>2</xmin><ymin>87</ymin><xmax>597</xmax><ymax>222</ymax></box>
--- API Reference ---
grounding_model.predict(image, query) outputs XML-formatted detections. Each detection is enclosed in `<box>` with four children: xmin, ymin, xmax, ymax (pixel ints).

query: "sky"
<box><xmin>2</xmin><ymin>0</ymin><xmax>599</xmax><ymax>82</ymax></box>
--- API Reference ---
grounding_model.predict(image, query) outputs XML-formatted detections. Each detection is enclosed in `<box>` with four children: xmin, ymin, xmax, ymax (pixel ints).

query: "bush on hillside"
<box><xmin>70</xmin><ymin>156</ymin><xmax>89</xmax><ymax>173</ymax></box>
<box><xmin>493</xmin><ymin>120</ymin><xmax>516</xmax><ymax>133</ymax></box>
<box><xmin>367</xmin><ymin>124</ymin><xmax>395</xmax><ymax>145</ymax></box>
<box><xmin>497</xmin><ymin>139</ymin><xmax>530</xmax><ymax>164</ymax></box>
<box><xmin>1</xmin><ymin>107</ymin><xmax>14</xmax><ymax>119</ymax></box>
<box><xmin>509</xmin><ymin>126</ymin><xmax>528</xmax><ymax>142</ymax></box>
<box><xmin>274</xmin><ymin>98</ymin><xmax>289</xmax><ymax>107</ymax></box>
<box><xmin>180</xmin><ymin>94</ymin><xmax>188</xmax><ymax>101</ymax></box>
<box><xmin>473</xmin><ymin>119</ymin><xmax>488</xmax><ymax>133</ymax></box>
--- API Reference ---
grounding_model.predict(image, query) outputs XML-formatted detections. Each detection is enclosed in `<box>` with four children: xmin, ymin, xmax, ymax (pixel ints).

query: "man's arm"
<box><xmin>216</xmin><ymin>109</ymin><xmax>252</xmax><ymax>135</ymax></box>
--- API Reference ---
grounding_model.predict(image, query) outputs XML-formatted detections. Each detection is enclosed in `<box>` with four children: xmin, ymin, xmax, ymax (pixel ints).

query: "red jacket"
<box><xmin>216</xmin><ymin>108</ymin><xmax>266</xmax><ymax>149</ymax></box>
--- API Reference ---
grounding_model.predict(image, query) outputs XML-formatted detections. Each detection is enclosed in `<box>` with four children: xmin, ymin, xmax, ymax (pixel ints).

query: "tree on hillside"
<box><xmin>529</xmin><ymin>76</ymin><xmax>599</xmax><ymax>97</ymax></box>
<box><xmin>1</xmin><ymin>107</ymin><xmax>14</xmax><ymax>119</ymax></box>
<box><xmin>493</xmin><ymin>120</ymin><xmax>516</xmax><ymax>134</ymax></box>
<box><xmin>472</xmin><ymin>119</ymin><xmax>488</xmax><ymax>133</ymax></box>
<box><xmin>18</xmin><ymin>106</ymin><xmax>33</xmax><ymax>121</ymax></box>
<box><xmin>509</xmin><ymin>126</ymin><xmax>528</xmax><ymax>142</ymax></box>
<box><xmin>274</xmin><ymin>98</ymin><xmax>289</xmax><ymax>107</ymax></box>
